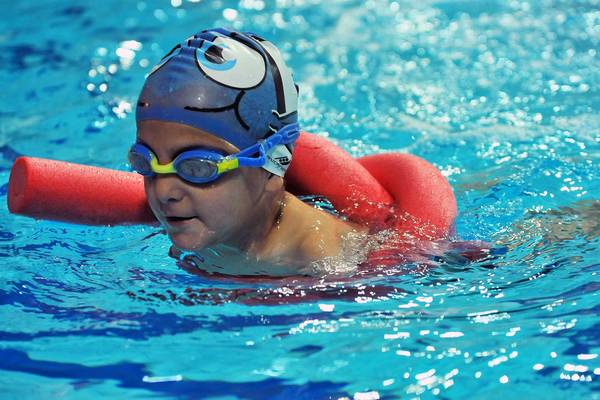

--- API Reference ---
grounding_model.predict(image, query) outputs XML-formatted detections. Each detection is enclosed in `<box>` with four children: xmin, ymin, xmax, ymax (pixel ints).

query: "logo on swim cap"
<box><xmin>136</xmin><ymin>27</ymin><xmax>299</xmax><ymax>154</ymax></box>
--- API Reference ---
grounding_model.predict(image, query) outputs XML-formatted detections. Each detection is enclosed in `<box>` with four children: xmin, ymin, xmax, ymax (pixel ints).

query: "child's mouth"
<box><xmin>167</xmin><ymin>216</ymin><xmax>194</xmax><ymax>221</ymax></box>
<box><xmin>165</xmin><ymin>216</ymin><xmax>197</xmax><ymax>225</ymax></box>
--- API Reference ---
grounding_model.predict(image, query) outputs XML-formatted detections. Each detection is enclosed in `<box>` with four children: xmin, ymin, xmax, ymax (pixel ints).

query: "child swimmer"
<box><xmin>130</xmin><ymin>28</ymin><xmax>369</xmax><ymax>276</ymax></box>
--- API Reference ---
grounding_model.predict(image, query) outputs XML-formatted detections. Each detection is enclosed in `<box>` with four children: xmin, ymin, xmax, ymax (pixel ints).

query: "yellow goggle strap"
<box><xmin>149</xmin><ymin>154</ymin><xmax>239</xmax><ymax>176</ymax></box>
<box><xmin>216</xmin><ymin>157</ymin><xmax>239</xmax><ymax>174</ymax></box>
<box><xmin>149</xmin><ymin>156</ymin><xmax>177</xmax><ymax>174</ymax></box>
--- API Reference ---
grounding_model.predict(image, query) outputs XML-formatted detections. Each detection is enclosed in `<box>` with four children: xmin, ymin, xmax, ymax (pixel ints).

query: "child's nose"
<box><xmin>150</xmin><ymin>174</ymin><xmax>185</xmax><ymax>204</ymax></box>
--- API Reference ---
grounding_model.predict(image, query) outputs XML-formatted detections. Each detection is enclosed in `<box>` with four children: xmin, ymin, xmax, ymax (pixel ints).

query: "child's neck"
<box><xmin>249</xmin><ymin>193</ymin><xmax>367</xmax><ymax>270</ymax></box>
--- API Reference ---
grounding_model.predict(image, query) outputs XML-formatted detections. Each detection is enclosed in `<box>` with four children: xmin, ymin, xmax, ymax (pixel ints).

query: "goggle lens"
<box><xmin>176</xmin><ymin>158</ymin><xmax>218</xmax><ymax>182</ymax></box>
<box><xmin>128</xmin><ymin>150</ymin><xmax>153</xmax><ymax>176</ymax></box>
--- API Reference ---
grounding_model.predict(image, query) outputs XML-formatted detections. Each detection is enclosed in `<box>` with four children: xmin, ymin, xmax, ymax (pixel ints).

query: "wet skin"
<box><xmin>137</xmin><ymin>120</ymin><xmax>278</xmax><ymax>252</ymax></box>
<box><xmin>136</xmin><ymin>120</ymin><xmax>364</xmax><ymax>276</ymax></box>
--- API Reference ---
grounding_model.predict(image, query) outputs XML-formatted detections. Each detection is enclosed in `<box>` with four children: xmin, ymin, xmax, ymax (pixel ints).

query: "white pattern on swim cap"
<box><xmin>195</xmin><ymin>36</ymin><xmax>266</xmax><ymax>89</ymax></box>
<box><xmin>259</xmin><ymin>39</ymin><xmax>298</xmax><ymax>118</ymax></box>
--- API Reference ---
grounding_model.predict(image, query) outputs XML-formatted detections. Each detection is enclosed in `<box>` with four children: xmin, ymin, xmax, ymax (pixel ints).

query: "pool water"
<box><xmin>1</xmin><ymin>0</ymin><xmax>599</xmax><ymax>398</ymax></box>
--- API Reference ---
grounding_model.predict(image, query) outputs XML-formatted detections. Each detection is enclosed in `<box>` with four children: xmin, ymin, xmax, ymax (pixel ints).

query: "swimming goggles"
<box><xmin>128</xmin><ymin>123</ymin><xmax>300</xmax><ymax>184</ymax></box>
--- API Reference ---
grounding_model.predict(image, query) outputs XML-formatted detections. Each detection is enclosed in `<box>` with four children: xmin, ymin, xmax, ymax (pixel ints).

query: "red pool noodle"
<box><xmin>359</xmin><ymin>153</ymin><xmax>457</xmax><ymax>238</ymax></box>
<box><xmin>7</xmin><ymin>132</ymin><xmax>457</xmax><ymax>237</ymax></box>
<box><xmin>8</xmin><ymin>157</ymin><xmax>155</xmax><ymax>225</ymax></box>
<box><xmin>285</xmin><ymin>133</ymin><xmax>394</xmax><ymax>226</ymax></box>
<box><xmin>286</xmin><ymin>133</ymin><xmax>457</xmax><ymax>237</ymax></box>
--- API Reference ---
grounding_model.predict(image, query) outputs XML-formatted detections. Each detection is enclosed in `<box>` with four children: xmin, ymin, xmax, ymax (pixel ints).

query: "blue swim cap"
<box><xmin>136</xmin><ymin>28</ymin><xmax>299</xmax><ymax>151</ymax></box>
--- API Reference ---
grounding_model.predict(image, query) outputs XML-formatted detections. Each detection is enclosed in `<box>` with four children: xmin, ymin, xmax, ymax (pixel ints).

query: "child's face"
<box><xmin>136</xmin><ymin>120</ymin><xmax>270</xmax><ymax>252</ymax></box>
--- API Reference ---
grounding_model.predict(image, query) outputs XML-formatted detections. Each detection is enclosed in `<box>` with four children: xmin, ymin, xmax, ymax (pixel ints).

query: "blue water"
<box><xmin>1</xmin><ymin>0</ymin><xmax>599</xmax><ymax>398</ymax></box>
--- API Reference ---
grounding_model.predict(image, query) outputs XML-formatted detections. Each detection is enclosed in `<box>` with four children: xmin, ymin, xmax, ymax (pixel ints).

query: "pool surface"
<box><xmin>1</xmin><ymin>0</ymin><xmax>599</xmax><ymax>398</ymax></box>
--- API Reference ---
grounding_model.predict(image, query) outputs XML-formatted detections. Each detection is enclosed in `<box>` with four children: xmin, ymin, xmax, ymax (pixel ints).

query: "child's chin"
<box><xmin>168</xmin><ymin>231</ymin><xmax>210</xmax><ymax>253</ymax></box>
